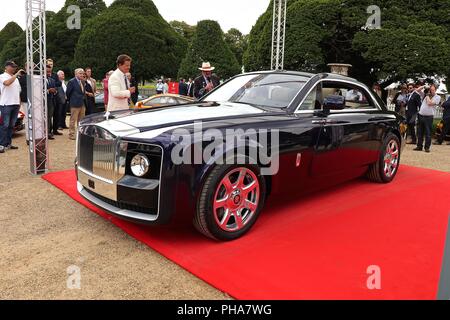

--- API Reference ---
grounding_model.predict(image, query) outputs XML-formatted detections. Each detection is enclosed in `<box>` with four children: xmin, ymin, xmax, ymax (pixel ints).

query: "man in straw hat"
<box><xmin>193</xmin><ymin>62</ymin><xmax>220</xmax><ymax>99</ymax></box>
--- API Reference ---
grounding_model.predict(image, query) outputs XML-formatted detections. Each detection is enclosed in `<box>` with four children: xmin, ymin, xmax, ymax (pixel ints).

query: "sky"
<box><xmin>0</xmin><ymin>0</ymin><xmax>270</xmax><ymax>34</ymax></box>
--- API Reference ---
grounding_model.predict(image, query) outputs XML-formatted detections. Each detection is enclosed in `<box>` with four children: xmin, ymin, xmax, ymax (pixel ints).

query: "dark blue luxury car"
<box><xmin>76</xmin><ymin>71</ymin><xmax>406</xmax><ymax>241</ymax></box>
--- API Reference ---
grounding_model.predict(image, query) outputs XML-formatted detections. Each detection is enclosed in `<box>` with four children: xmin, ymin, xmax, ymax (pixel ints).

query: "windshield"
<box><xmin>203</xmin><ymin>74</ymin><xmax>309</xmax><ymax>108</ymax></box>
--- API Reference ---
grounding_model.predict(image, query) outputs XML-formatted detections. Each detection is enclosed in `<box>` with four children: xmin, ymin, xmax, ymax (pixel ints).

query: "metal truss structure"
<box><xmin>271</xmin><ymin>0</ymin><xmax>287</xmax><ymax>70</ymax></box>
<box><xmin>25</xmin><ymin>0</ymin><xmax>48</xmax><ymax>174</ymax></box>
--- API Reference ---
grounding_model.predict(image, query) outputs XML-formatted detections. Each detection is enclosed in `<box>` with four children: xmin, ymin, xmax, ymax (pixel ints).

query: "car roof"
<box><xmin>240</xmin><ymin>70</ymin><xmax>359</xmax><ymax>83</ymax></box>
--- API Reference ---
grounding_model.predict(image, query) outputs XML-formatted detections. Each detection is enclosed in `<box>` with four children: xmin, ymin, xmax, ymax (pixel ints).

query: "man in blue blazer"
<box><xmin>66</xmin><ymin>68</ymin><xmax>86</xmax><ymax>140</ymax></box>
<box><xmin>46</xmin><ymin>65</ymin><xmax>58</xmax><ymax>139</ymax></box>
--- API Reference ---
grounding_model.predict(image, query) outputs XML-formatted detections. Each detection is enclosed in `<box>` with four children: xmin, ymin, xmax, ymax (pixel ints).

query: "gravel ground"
<box><xmin>0</xmin><ymin>127</ymin><xmax>449</xmax><ymax>300</ymax></box>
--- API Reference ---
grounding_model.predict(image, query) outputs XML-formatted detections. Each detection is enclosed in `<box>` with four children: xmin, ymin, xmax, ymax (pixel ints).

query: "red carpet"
<box><xmin>43</xmin><ymin>165</ymin><xmax>450</xmax><ymax>300</ymax></box>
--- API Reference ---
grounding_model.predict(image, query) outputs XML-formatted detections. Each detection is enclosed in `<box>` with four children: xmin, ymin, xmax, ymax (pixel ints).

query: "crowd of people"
<box><xmin>392</xmin><ymin>81</ymin><xmax>450</xmax><ymax>153</ymax></box>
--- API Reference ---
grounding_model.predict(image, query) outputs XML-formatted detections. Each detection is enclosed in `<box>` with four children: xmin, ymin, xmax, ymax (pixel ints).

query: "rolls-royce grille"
<box><xmin>78</xmin><ymin>126</ymin><xmax>116</xmax><ymax>182</ymax></box>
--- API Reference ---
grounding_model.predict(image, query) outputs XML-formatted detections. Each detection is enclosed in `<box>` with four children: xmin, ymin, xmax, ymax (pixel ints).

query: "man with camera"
<box><xmin>414</xmin><ymin>83</ymin><xmax>441</xmax><ymax>153</ymax></box>
<box><xmin>0</xmin><ymin>61</ymin><xmax>24</xmax><ymax>153</ymax></box>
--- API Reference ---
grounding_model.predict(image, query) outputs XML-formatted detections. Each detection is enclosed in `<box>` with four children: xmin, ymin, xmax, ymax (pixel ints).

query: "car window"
<box><xmin>165</xmin><ymin>97</ymin><xmax>178</xmax><ymax>104</ymax></box>
<box><xmin>298</xmin><ymin>84</ymin><xmax>321</xmax><ymax>111</ymax></box>
<box><xmin>145</xmin><ymin>97</ymin><xmax>162</xmax><ymax>106</ymax></box>
<box><xmin>322</xmin><ymin>82</ymin><xmax>374</xmax><ymax>110</ymax></box>
<box><xmin>204</xmin><ymin>74</ymin><xmax>309</xmax><ymax>108</ymax></box>
<box><xmin>177</xmin><ymin>98</ymin><xmax>190</xmax><ymax>104</ymax></box>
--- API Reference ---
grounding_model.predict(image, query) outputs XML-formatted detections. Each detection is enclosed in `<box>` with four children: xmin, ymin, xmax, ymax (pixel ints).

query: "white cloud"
<box><xmin>0</xmin><ymin>0</ymin><xmax>270</xmax><ymax>34</ymax></box>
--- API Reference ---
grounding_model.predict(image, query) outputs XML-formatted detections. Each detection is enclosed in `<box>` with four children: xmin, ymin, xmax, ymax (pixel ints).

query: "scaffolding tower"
<box><xmin>25</xmin><ymin>0</ymin><xmax>48</xmax><ymax>174</ymax></box>
<box><xmin>271</xmin><ymin>0</ymin><xmax>287</xmax><ymax>70</ymax></box>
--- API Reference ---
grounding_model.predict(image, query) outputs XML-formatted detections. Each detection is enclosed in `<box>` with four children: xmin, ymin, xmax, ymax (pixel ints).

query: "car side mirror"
<box><xmin>136</xmin><ymin>101</ymin><xmax>143</xmax><ymax>109</ymax></box>
<box><xmin>323</xmin><ymin>95</ymin><xmax>345</xmax><ymax>111</ymax></box>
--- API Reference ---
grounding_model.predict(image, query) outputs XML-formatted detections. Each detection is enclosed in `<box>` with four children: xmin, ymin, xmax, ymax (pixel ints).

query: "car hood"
<box><xmin>82</xmin><ymin>102</ymin><xmax>273</xmax><ymax>136</ymax></box>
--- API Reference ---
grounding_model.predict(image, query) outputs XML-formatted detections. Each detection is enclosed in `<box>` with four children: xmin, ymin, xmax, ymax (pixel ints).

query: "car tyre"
<box><xmin>367</xmin><ymin>133</ymin><xmax>401</xmax><ymax>183</ymax></box>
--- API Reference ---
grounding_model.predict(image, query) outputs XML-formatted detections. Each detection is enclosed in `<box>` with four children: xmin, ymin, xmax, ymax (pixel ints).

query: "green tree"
<box><xmin>170</xmin><ymin>21</ymin><xmax>196</xmax><ymax>44</ymax></box>
<box><xmin>46</xmin><ymin>0</ymin><xmax>107</xmax><ymax>75</ymax></box>
<box><xmin>242</xmin><ymin>2</ymin><xmax>273</xmax><ymax>72</ymax></box>
<box><xmin>0</xmin><ymin>34</ymin><xmax>26</xmax><ymax>67</ymax></box>
<box><xmin>224</xmin><ymin>28</ymin><xmax>248</xmax><ymax>67</ymax></box>
<box><xmin>73</xmin><ymin>0</ymin><xmax>187</xmax><ymax>81</ymax></box>
<box><xmin>352</xmin><ymin>0</ymin><xmax>450</xmax><ymax>83</ymax></box>
<box><xmin>0</xmin><ymin>22</ymin><xmax>23</xmax><ymax>53</ymax></box>
<box><xmin>0</xmin><ymin>12</ymin><xmax>55</xmax><ymax>67</ymax></box>
<box><xmin>178</xmin><ymin>20</ymin><xmax>240</xmax><ymax>80</ymax></box>
<box><xmin>244</xmin><ymin>0</ymin><xmax>450</xmax><ymax>85</ymax></box>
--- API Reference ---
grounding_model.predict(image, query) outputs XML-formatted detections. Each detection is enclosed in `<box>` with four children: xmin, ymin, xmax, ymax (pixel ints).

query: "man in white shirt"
<box><xmin>155</xmin><ymin>79</ymin><xmax>164</xmax><ymax>94</ymax></box>
<box><xmin>414</xmin><ymin>84</ymin><xmax>441</xmax><ymax>153</ymax></box>
<box><xmin>57</xmin><ymin>70</ymin><xmax>68</xmax><ymax>129</ymax></box>
<box><xmin>0</xmin><ymin>61</ymin><xmax>23</xmax><ymax>153</ymax></box>
<box><xmin>107</xmin><ymin>54</ymin><xmax>136</xmax><ymax>112</ymax></box>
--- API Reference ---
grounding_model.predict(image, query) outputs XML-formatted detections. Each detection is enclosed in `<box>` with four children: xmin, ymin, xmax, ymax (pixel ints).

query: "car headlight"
<box><xmin>130</xmin><ymin>154</ymin><xmax>150</xmax><ymax>177</ymax></box>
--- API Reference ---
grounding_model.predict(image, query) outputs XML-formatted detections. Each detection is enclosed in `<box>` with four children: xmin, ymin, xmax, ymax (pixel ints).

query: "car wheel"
<box><xmin>367</xmin><ymin>133</ymin><xmax>401</xmax><ymax>183</ymax></box>
<box><xmin>194</xmin><ymin>165</ymin><xmax>266</xmax><ymax>241</ymax></box>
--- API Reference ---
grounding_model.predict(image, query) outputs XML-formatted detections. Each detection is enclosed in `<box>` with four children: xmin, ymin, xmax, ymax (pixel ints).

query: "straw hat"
<box><xmin>198</xmin><ymin>62</ymin><xmax>215</xmax><ymax>71</ymax></box>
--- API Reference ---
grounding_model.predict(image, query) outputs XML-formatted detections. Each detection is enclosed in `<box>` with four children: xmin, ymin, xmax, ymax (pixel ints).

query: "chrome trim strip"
<box><xmin>294</xmin><ymin>78</ymin><xmax>382</xmax><ymax>114</ymax></box>
<box><xmin>78</xmin><ymin>166</ymin><xmax>114</xmax><ymax>184</ymax></box>
<box><xmin>126</xmin><ymin>124</ymin><xmax>192</xmax><ymax>140</ymax></box>
<box><xmin>77</xmin><ymin>182</ymin><xmax>158</xmax><ymax>222</ymax></box>
<box><xmin>295</xmin><ymin>108</ymin><xmax>381</xmax><ymax>115</ymax></box>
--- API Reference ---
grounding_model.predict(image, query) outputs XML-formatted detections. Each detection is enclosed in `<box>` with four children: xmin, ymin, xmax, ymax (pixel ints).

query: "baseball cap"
<box><xmin>5</xmin><ymin>60</ymin><xmax>18</xmax><ymax>68</ymax></box>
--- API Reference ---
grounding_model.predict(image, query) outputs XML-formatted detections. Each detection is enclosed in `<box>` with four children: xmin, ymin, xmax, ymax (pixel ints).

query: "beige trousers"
<box><xmin>69</xmin><ymin>106</ymin><xmax>86</xmax><ymax>139</ymax></box>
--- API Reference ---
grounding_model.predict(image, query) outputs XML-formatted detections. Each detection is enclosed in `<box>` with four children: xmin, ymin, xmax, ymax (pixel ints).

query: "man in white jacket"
<box><xmin>107</xmin><ymin>54</ymin><xmax>136</xmax><ymax>112</ymax></box>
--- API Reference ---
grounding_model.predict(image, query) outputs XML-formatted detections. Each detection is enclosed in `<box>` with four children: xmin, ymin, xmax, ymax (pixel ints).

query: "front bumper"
<box><xmin>77</xmin><ymin>166</ymin><xmax>165</xmax><ymax>224</ymax></box>
<box><xmin>75</xmin><ymin>122</ymin><xmax>169</xmax><ymax>225</ymax></box>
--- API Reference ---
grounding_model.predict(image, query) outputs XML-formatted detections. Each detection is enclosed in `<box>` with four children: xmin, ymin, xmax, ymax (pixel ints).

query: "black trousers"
<box><xmin>417</xmin><ymin>114</ymin><xmax>433</xmax><ymax>150</ymax></box>
<box><xmin>58</xmin><ymin>100</ymin><xmax>68</xmax><ymax>128</ymax></box>
<box><xmin>437</xmin><ymin>118</ymin><xmax>450</xmax><ymax>144</ymax></box>
<box><xmin>47</xmin><ymin>97</ymin><xmax>55</xmax><ymax>135</ymax></box>
<box><xmin>52</xmin><ymin>99</ymin><xmax>60</xmax><ymax>133</ymax></box>
<box><xmin>406</xmin><ymin>112</ymin><xmax>417</xmax><ymax>142</ymax></box>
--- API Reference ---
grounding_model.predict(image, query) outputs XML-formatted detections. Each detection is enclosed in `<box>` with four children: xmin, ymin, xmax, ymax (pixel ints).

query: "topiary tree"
<box><xmin>224</xmin><ymin>28</ymin><xmax>248</xmax><ymax>67</ymax></box>
<box><xmin>178</xmin><ymin>20</ymin><xmax>241</xmax><ymax>80</ymax></box>
<box><xmin>0</xmin><ymin>22</ymin><xmax>23</xmax><ymax>53</ymax></box>
<box><xmin>0</xmin><ymin>33</ymin><xmax>26</xmax><ymax>67</ymax></box>
<box><xmin>46</xmin><ymin>0</ymin><xmax>107</xmax><ymax>76</ymax></box>
<box><xmin>242</xmin><ymin>3</ymin><xmax>273</xmax><ymax>72</ymax></box>
<box><xmin>170</xmin><ymin>21</ymin><xmax>196</xmax><ymax>44</ymax></box>
<box><xmin>73</xmin><ymin>0</ymin><xmax>187</xmax><ymax>82</ymax></box>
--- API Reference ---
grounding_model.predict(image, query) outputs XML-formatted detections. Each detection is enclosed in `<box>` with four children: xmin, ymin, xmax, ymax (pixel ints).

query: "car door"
<box><xmin>310</xmin><ymin>80</ymin><xmax>381</xmax><ymax>177</ymax></box>
<box><xmin>274</xmin><ymin>82</ymin><xmax>326</xmax><ymax>186</ymax></box>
